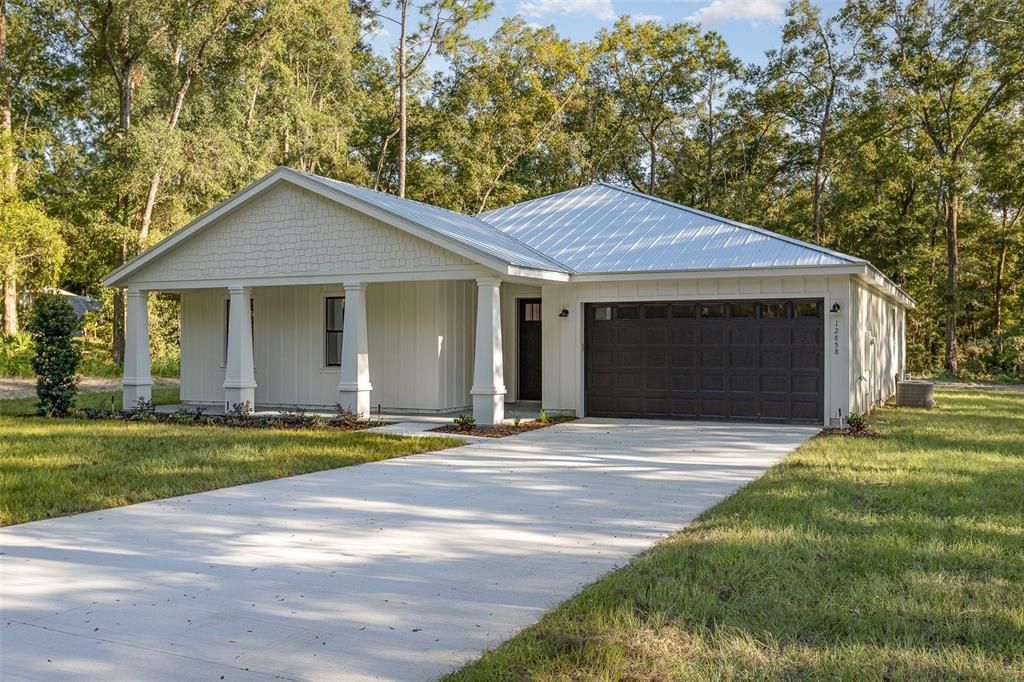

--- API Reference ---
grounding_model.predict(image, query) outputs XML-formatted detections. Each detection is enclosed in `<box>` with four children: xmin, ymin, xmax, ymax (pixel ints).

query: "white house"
<box><xmin>104</xmin><ymin>167</ymin><xmax>914</xmax><ymax>426</ymax></box>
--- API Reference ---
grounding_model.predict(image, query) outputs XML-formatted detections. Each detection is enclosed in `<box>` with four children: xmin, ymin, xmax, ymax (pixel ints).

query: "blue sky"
<box><xmin>477</xmin><ymin>0</ymin><xmax>841</xmax><ymax>66</ymax></box>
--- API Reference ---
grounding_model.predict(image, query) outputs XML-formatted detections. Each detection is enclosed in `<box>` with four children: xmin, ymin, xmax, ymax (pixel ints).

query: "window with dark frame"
<box><xmin>522</xmin><ymin>302</ymin><xmax>541</xmax><ymax>322</ymax></box>
<box><xmin>325</xmin><ymin>297</ymin><xmax>345</xmax><ymax>367</ymax></box>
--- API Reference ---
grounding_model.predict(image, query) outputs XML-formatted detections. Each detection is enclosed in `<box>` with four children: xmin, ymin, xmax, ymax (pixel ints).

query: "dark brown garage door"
<box><xmin>585</xmin><ymin>300</ymin><xmax>823</xmax><ymax>424</ymax></box>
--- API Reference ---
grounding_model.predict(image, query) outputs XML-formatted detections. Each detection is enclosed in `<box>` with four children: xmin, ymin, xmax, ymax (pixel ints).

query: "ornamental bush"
<box><xmin>26</xmin><ymin>293</ymin><xmax>82</xmax><ymax>416</ymax></box>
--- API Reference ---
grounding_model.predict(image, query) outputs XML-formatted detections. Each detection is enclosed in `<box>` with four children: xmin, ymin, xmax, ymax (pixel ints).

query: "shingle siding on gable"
<box><xmin>130</xmin><ymin>184</ymin><xmax>473</xmax><ymax>284</ymax></box>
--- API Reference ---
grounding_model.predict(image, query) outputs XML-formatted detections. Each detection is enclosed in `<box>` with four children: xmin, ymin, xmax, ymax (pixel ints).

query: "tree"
<box><xmin>597</xmin><ymin>18</ymin><xmax>703</xmax><ymax>195</ymax></box>
<box><xmin>71</xmin><ymin>0</ymin><xmax>174</xmax><ymax>362</ymax></box>
<box><xmin>26</xmin><ymin>292</ymin><xmax>81</xmax><ymax>416</ymax></box>
<box><xmin>136</xmin><ymin>0</ymin><xmax>272</xmax><ymax>240</ymax></box>
<box><xmin>429</xmin><ymin>17</ymin><xmax>590</xmax><ymax>212</ymax></box>
<box><xmin>356</xmin><ymin>0</ymin><xmax>490</xmax><ymax>197</ymax></box>
<box><xmin>843</xmin><ymin>0</ymin><xmax>1024</xmax><ymax>371</ymax></box>
<box><xmin>767</xmin><ymin>0</ymin><xmax>861</xmax><ymax>240</ymax></box>
<box><xmin>1</xmin><ymin>0</ymin><xmax>70</xmax><ymax>334</ymax></box>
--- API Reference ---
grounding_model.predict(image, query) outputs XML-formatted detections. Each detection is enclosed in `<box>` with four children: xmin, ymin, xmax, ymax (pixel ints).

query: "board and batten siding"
<box><xmin>850</xmin><ymin>279</ymin><xmax>906</xmax><ymax>413</ymax></box>
<box><xmin>180</xmin><ymin>281</ymin><xmax>475</xmax><ymax>411</ymax></box>
<box><xmin>539</xmin><ymin>274</ymin><xmax>883</xmax><ymax>425</ymax></box>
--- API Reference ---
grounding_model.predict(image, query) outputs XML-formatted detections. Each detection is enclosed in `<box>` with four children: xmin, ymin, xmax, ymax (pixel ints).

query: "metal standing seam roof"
<box><xmin>479</xmin><ymin>182</ymin><xmax>863</xmax><ymax>274</ymax></box>
<box><xmin>299</xmin><ymin>172</ymin><xmax>570</xmax><ymax>273</ymax></box>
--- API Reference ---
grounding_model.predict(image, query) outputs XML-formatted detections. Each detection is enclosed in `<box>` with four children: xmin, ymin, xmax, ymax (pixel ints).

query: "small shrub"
<box><xmin>131</xmin><ymin>396</ymin><xmax>156</xmax><ymax>414</ymax></box>
<box><xmin>226</xmin><ymin>401</ymin><xmax>254</xmax><ymax>419</ymax></box>
<box><xmin>846</xmin><ymin>412</ymin><xmax>867</xmax><ymax>433</ymax></box>
<box><xmin>26</xmin><ymin>294</ymin><xmax>82</xmax><ymax>416</ymax></box>
<box><xmin>0</xmin><ymin>332</ymin><xmax>34</xmax><ymax>377</ymax></box>
<box><xmin>539</xmin><ymin>408</ymin><xmax>550</xmax><ymax>424</ymax></box>
<box><xmin>334</xmin><ymin>403</ymin><xmax>363</xmax><ymax>428</ymax></box>
<box><xmin>453</xmin><ymin>413</ymin><xmax>476</xmax><ymax>430</ymax></box>
<box><xmin>510</xmin><ymin>408</ymin><xmax>522</xmax><ymax>427</ymax></box>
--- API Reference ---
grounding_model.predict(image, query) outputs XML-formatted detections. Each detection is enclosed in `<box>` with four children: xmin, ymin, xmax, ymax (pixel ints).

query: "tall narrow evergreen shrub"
<box><xmin>27</xmin><ymin>294</ymin><xmax>82</xmax><ymax>416</ymax></box>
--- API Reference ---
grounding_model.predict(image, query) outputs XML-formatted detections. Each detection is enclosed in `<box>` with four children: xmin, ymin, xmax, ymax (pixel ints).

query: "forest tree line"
<box><xmin>1</xmin><ymin>0</ymin><xmax>1022</xmax><ymax>378</ymax></box>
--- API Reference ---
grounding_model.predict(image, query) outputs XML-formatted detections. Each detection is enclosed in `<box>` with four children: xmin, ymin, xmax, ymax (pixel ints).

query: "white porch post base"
<box><xmin>122</xmin><ymin>380</ymin><xmax>152</xmax><ymax>407</ymax></box>
<box><xmin>122</xmin><ymin>288</ymin><xmax>153</xmax><ymax>410</ymax></box>
<box><xmin>337</xmin><ymin>387</ymin><xmax>371</xmax><ymax>417</ymax></box>
<box><xmin>223</xmin><ymin>386</ymin><xmax>255</xmax><ymax>412</ymax></box>
<box><xmin>471</xmin><ymin>389</ymin><xmax>505</xmax><ymax>427</ymax></box>
<box><xmin>338</xmin><ymin>282</ymin><xmax>372</xmax><ymax>418</ymax></box>
<box><xmin>471</xmin><ymin>277</ymin><xmax>506</xmax><ymax>427</ymax></box>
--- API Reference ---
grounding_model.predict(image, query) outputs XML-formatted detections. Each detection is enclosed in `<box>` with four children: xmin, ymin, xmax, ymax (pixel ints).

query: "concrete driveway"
<box><xmin>1</xmin><ymin>418</ymin><xmax>816</xmax><ymax>681</ymax></box>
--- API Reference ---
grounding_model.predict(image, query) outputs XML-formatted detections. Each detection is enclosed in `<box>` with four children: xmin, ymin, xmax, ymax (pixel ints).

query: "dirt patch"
<box><xmin>0</xmin><ymin>377</ymin><xmax>179</xmax><ymax>401</ymax></box>
<box><xmin>431</xmin><ymin>417</ymin><xmax>575</xmax><ymax>438</ymax></box>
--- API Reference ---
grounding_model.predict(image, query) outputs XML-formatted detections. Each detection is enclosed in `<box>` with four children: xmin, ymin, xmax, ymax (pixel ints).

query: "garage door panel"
<box><xmin>761</xmin><ymin>350</ymin><xmax>789</xmax><ymax>368</ymax></box>
<box><xmin>731</xmin><ymin>349</ymin><xmax>759</xmax><ymax>369</ymax></box>
<box><xmin>731</xmin><ymin>374</ymin><xmax>759</xmax><ymax>392</ymax></box>
<box><xmin>792</xmin><ymin>327</ymin><xmax>820</xmax><ymax>345</ymax></box>
<box><xmin>587</xmin><ymin>300</ymin><xmax>823</xmax><ymax>424</ymax></box>
<box><xmin>672</xmin><ymin>326</ymin><xmax>698</xmax><ymax>344</ymax></box>
<box><xmin>731</xmin><ymin>327</ymin><xmax>760</xmax><ymax>345</ymax></box>
<box><xmin>671</xmin><ymin>373</ymin><xmax>697</xmax><ymax>391</ymax></box>
<box><xmin>701</xmin><ymin>326</ymin><xmax>728</xmax><ymax>344</ymax></box>
<box><xmin>791</xmin><ymin>350</ymin><xmax>819</xmax><ymax>370</ymax></box>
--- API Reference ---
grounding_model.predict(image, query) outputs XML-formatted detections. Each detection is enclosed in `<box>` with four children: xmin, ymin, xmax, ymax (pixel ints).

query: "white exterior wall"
<box><xmin>540</xmin><ymin>273</ymin><xmax>884</xmax><ymax>426</ymax></box>
<box><xmin>180</xmin><ymin>281</ymin><xmax>475</xmax><ymax>411</ymax></box>
<box><xmin>850</xmin><ymin>279</ymin><xmax>906</xmax><ymax>414</ymax></box>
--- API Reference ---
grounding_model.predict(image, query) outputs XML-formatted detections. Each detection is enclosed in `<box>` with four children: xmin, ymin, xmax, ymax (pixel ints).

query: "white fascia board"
<box><xmin>122</xmin><ymin>266</ymin><xmax>495</xmax><ymax>291</ymax></box>
<box><xmin>504</xmin><ymin>266</ymin><xmax>570</xmax><ymax>282</ymax></box>
<box><xmin>567</xmin><ymin>264</ymin><xmax>867</xmax><ymax>283</ymax></box>
<box><xmin>856</xmin><ymin>266</ymin><xmax>917</xmax><ymax>308</ymax></box>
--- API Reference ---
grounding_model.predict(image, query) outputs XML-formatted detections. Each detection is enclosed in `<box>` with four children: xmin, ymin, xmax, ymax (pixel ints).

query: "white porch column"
<box><xmin>122</xmin><ymin>288</ymin><xmax>152</xmax><ymax>408</ymax></box>
<box><xmin>337</xmin><ymin>281</ymin><xmax>372</xmax><ymax>416</ymax></box>
<box><xmin>471</xmin><ymin>277</ymin><xmax>506</xmax><ymax>426</ymax></box>
<box><xmin>223</xmin><ymin>285</ymin><xmax>256</xmax><ymax>411</ymax></box>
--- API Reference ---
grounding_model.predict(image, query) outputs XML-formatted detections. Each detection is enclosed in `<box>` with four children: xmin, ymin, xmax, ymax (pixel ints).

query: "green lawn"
<box><xmin>448</xmin><ymin>390</ymin><xmax>1024</xmax><ymax>681</ymax></box>
<box><xmin>0</xmin><ymin>383</ymin><xmax>183</xmax><ymax>416</ymax></box>
<box><xmin>0</xmin><ymin>385</ymin><xmax>459</xmax><ymax>526</ymax></box>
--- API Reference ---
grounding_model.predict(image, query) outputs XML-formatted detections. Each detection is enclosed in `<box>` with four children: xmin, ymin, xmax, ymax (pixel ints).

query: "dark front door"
<box><xmin>585</xmin><ymin>300</ymin><xmax>824</xmax><ymax>424</ymax></box>
<box><xmin>518</xmin><ymin>298</ymin><xmax>542</xmax><ymax>401</ymax></box>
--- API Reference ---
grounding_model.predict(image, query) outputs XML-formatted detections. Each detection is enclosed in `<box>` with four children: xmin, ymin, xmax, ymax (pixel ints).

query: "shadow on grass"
<box><xmin>447</xmin><ymin>390</ymin><xmax>1024</xmax><ymax>679</ymax></box>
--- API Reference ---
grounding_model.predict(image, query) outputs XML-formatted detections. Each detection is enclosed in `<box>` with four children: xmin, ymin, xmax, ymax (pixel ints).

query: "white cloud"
<box><xmin>687</xmin><ymin>0</ymin><xmax>784</xmax><ymax>25</ymax></box>
<box><xmin>629</xmin><ymin>13</ymin><xmax>664</xmax><ymax>23</ymax></box>
<box><xmin>517</xmin><ymin>0</ymin><xmax>615</xmax><ymax>22</ymax></box>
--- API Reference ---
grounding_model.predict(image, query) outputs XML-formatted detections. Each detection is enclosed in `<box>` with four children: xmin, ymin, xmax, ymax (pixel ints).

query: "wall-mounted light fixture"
<box><xmin>830</xmin><ymin>302</ymin><xmax>841</xmax><ymax>313</ymax></box>
<box><xmin>558</xmin><ymin>308</ymin><xmax>569</xmax><ymax>318</ymax></box>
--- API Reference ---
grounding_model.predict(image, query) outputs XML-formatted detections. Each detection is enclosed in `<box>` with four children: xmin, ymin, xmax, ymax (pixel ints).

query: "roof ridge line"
<box><xmin>593</xmin><ymin>181</ymin><xmax>863</xmax><ymax>265</ymax></box>
<box><xmin>478</xmin><ymin>182</ymin><xmax>591</xmax><ymax>218</ymax></box>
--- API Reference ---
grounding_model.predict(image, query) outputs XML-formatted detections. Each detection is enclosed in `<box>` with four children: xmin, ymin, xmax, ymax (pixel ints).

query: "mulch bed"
<box><xmin>431</xmin><ymin>416</ymin><xmax>575</xmax><ymax>438</ymax></box>
<box><xmin>50</xmin><ymin>406</ymin><xmax>382</xmax><ymax>432</ymax></box>
<box><xmin>818</xmin><ymin>426</ymin><xmax>884</xmax><ymax>438</ymax></box>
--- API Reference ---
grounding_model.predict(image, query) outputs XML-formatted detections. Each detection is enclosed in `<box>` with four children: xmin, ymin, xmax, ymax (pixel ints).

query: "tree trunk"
<box><xmin>112</xmin><ymin>82</ymin><xmax>133</xmax><ymax>364</ymax></box>
<box><xmin>1</xmin><ymin>0</ymin><xmax>15</xmax><ymax>189</ymax></box>
<box><xmin>397</xmin><ymin>0</ymin><xmax>408</xmax><ymax>198</ymax></box>
<box><xmin>2</xmin><ymin>265</ymin><xmax>16</xmax><ymax>336</ymax></box>
<box><xmin>704</xmin><ymin>79</ymin><xmax>714</xmax><ymax>211</ymax></box>
<box><xmin>943</xmin><ymin>189</ymin><xmax>959</xmax><ymax>373</ymax></box>
<box><xmin>993</xmin><ymin>240</ymin><xmax>1007</xmax><ymax>334</ymax></box>
<box><xmin>648</xmin><ymin>134</ymin><xmax>656</xmax><ymax>195</ymax></box>
<box><xmin>140</xmin><ymin>74</ymin><xmax>192</xmax><ymax>241</ymax></box>
<box><xmin>812</xmin><ymin>79</ymin><xmax>835</xmax><ymax>242</ymax></box>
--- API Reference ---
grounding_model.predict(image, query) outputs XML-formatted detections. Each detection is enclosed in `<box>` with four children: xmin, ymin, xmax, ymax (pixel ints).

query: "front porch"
<box><xmin>125</xmin><ymin>278</ymin><xmax>541</xmax><ymax>426</ymax></box>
